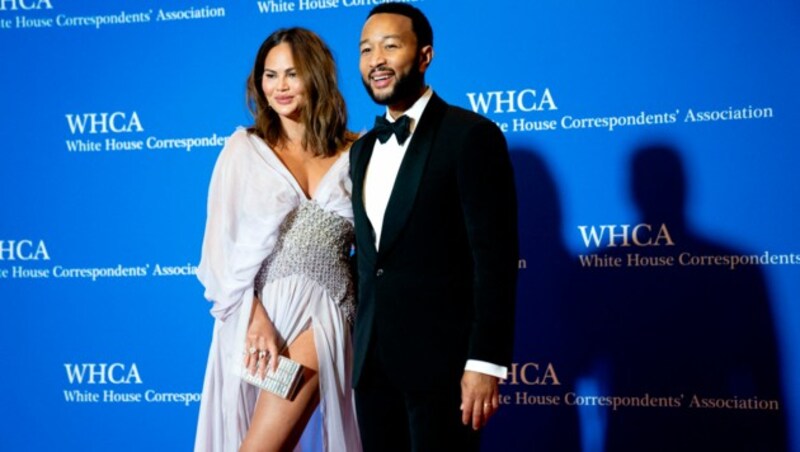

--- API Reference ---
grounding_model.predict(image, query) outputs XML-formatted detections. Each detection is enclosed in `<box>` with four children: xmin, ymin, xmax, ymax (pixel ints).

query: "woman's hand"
<box><xmin>243</xmin><ymin>296</ymin><xmax>281</xmax><ymax>378</ymax></box>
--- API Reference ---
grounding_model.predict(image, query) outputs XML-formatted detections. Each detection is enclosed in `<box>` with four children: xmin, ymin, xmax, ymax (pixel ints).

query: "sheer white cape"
<box><xmin>194</xmin><ymin>128</ymin><xmax>360</xmax><ymax>451</ymax></box>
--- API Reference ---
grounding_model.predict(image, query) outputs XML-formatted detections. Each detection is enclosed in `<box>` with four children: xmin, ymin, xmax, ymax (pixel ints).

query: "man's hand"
<box><xmin>460</xmin><ymin>370</ymin><xmax>500</xmax><ymax>430</ymax></box>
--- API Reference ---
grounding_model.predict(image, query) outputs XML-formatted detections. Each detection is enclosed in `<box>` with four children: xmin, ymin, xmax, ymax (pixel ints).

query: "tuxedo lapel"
<box><xmin>378</xmin><ymin>95</ymin><xmax>448</xmax><ymax>255</ymax></box>
<box><xmin>352</xmin><ymin>133</ymin><xmax>379</xmax><ymax>261</ymax></box>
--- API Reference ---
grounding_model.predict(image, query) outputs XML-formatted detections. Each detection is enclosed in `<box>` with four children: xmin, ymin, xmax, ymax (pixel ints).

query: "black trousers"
<box><xmin>354</xmin><ymin>344</ymin><xmax>480</xmax><ymax>452</ymax></box>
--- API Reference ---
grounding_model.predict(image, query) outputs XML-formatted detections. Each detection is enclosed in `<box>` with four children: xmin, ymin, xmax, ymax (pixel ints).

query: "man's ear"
<box><xmin>418</xmin><ymin>45</ymin><xmax>434</xmax><ymax>73</ymax></box>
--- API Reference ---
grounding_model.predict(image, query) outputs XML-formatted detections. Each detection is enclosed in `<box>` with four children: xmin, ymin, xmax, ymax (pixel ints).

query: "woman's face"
<box><xmin>262</xmin><ymin>42</ymin><xmax>307</xmax><ymax>122</ymax></box>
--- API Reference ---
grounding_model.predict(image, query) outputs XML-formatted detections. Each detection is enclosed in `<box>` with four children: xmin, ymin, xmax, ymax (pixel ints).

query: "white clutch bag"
<box><xmin>235</xmin><ymin>355</ymin><xmax>303</xmax><ymax>399</ymax></box>
<box><xmin>230</xmin><ymin>290</ymin><xmax>303</xmax><ymax>399</ymax></box>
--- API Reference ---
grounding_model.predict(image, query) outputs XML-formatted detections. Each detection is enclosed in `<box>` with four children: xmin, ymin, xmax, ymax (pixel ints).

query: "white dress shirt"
<box><xmin>362</xmin><ymin>88</ymin><xmax>507</xmax><ymax>380</ymax></box>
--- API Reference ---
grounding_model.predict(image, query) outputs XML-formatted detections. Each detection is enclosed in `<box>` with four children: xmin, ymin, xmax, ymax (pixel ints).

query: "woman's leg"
<box><xmin>240</xmin><ymin>327</ymin><xmax>320</xmax><ymax>452</ymax></box>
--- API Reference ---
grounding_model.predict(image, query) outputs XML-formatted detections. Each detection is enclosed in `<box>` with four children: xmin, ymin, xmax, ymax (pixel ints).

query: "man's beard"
<box><xmin>362</xmin><ymin>62</ymin><xmax>424</xmax><ymax>106</ymax></box>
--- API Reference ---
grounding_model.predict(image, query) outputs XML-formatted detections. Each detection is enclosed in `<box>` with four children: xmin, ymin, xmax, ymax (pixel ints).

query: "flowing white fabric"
<box><xmin>194</xmin><ymin>128</ymin><xmax>361</xmax><ymax>451</ymax></box>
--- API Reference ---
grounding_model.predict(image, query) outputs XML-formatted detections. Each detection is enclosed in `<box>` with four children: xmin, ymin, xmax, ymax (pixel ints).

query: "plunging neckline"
<box><xmin>251</xmin><ymin>134</ymin><xmax>348</xmax><ymax>201</ymax></box>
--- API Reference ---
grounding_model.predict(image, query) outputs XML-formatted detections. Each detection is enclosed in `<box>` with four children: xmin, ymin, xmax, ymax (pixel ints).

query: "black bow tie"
<box><xmin>374</xmin><ymin>115</ymin><xmax>411</xmax><ymax>145</ymax></box>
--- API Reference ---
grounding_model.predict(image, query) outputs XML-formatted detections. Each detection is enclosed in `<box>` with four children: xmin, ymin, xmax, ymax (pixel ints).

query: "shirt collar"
<box><xmin>383</xmin><ymin>86</ymin><xmax>433</xmax><ymax>134</ymax></box>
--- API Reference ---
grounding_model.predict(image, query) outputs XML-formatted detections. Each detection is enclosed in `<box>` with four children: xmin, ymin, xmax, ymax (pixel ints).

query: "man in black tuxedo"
<box><xmin>350</xmin><ymin>3</ymin><xmax>518</xmax><ymax>450</ymax></box>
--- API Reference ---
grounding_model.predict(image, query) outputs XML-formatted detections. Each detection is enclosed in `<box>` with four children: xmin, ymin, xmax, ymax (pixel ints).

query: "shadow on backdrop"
<box><xmin>481</xmin><ymin>148</ymin><xmax>581</xmax><ymax>451</ymax></box>
<box><xmin>566</xmin><ymin>144</ymin><xmax>786</xmax><ymax>451</ymax></box>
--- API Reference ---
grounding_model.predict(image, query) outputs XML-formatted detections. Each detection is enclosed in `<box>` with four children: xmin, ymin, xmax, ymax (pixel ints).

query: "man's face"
<box><xmin>359</xmin><ymin>13</ymin><xmax>429</xmax><ymax>108</ymax></box>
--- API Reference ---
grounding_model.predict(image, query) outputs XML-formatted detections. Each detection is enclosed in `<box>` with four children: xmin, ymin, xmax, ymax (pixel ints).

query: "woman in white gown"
<box><xmin>194</xmin><ymin>28</ymin><xmax>361</xmax><ymax>452</ymax></box>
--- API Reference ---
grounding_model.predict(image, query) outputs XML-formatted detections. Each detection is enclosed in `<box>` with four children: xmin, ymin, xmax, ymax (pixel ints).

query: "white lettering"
<box><xmin>64</xmin><ymin>363</ymin><xmax>143</xmax><ymax>384</ymax></box>
<box><xmin>65</xmin><ymin>112</ymin><xmax>143</xmax><ymax>135</ymax></box>
<box><xmin>0</xmin><ymin>240</ymin><xmax>50</xmax><ymax>261</ymax></box>
<box><xmin>0</xmin><ymin>0</ymin><xmax>53</xmax><ymax>11</ymax></box>
<box><xmin>466</xmin><ymin>88</ymin><xmax>557</xmax><ymax>114</ymax></box>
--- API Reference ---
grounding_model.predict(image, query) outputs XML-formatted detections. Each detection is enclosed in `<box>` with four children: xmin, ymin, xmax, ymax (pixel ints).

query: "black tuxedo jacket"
<box><xmin>350</xmin><ymin>94</ymin><xmax>518</xmax><ymax>391</ymax></box>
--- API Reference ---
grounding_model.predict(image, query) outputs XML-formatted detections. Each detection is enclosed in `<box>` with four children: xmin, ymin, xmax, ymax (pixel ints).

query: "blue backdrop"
<box><xmin>1</xmin><ymin>1</ymin><xmax>798</xmax><ymax>450</ymax></box>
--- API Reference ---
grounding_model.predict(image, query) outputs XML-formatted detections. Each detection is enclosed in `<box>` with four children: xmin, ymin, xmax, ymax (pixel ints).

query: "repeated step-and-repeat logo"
<box><xmin>465</xmin><ymin>87</ymin><xmax>775</xmax><ymax>134</ymax></box>
<box><xmin>255</xmin><ymin>0</ymin><xmax>422</xmax><ymax>15</ymax></box>
<box><xmin>573</xmin><ymin>223</ymin><xmax>800</xmax><ymax>270</ymax></box>
<box><xmin>63</xmin><ymin>362</ymin><xmax>201</xmax><ymax>406</ymax></box>
<box><xmin>0</xmin><ymin>1</ymin><xmax>226</xmax><ymax>30</ymax></box>
<box><xmin>0</xmin><ymin>239</ymin><xmax>198</xmax><ymax>281</ymax></box>
<box><xmin>64</xmin><ymin>110</ymin><xmax>228</xmax><ymax>154</ymax></box>
<box><xmin>498</xmin><ymin>359</ymin><xmax>780</xmax><ymax>412</ymax></box>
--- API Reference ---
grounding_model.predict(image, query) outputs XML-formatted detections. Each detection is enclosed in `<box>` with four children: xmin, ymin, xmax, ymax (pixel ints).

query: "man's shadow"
<box><xmin>481</xmin><ymin>148</ymin><xmax>582</xmax><ymax>451</ymax></box>
<box><xmin>568</xmin><ymin>144</ymin><xmax>787</xmax><ymax>451</ymax></box>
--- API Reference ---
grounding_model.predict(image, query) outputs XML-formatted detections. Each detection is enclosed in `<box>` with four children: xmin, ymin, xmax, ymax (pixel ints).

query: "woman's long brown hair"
<box><xmin>246</xmin><ymin>28</ymin><xmax>356</xmax><ymax>157</ymax></box>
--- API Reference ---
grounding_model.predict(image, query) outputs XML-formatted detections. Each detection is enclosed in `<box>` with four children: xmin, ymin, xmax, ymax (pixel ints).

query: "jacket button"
<box><xmin>376</xmin><ymin>269</ymin><xmax>384</xmax><ymax>277</ymax></box>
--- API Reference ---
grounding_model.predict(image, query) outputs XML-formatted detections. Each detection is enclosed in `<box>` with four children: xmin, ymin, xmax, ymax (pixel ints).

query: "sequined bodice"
<box><xmin>254</xmin><ymin>201</ymin><xmax>355</xmax><ymax>322</ymax></box>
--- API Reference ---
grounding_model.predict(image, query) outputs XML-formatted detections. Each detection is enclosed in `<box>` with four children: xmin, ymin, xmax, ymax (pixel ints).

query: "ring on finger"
<box><xmin>248</xmin><ymin>346</ymin><xmax>257</xmax><ymax>355</ymax></box>
<box><xmin>258</xmin><ymin>350</ymin><xmax>267</xmax><ymax>359</ymax></box>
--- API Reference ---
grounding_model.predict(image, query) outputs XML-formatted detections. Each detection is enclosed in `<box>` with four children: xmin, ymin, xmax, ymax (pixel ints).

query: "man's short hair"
<box><xmin>368</xmin><ymin>2</ymin><xmax>433</xmax><ymax>49</ymax></box>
